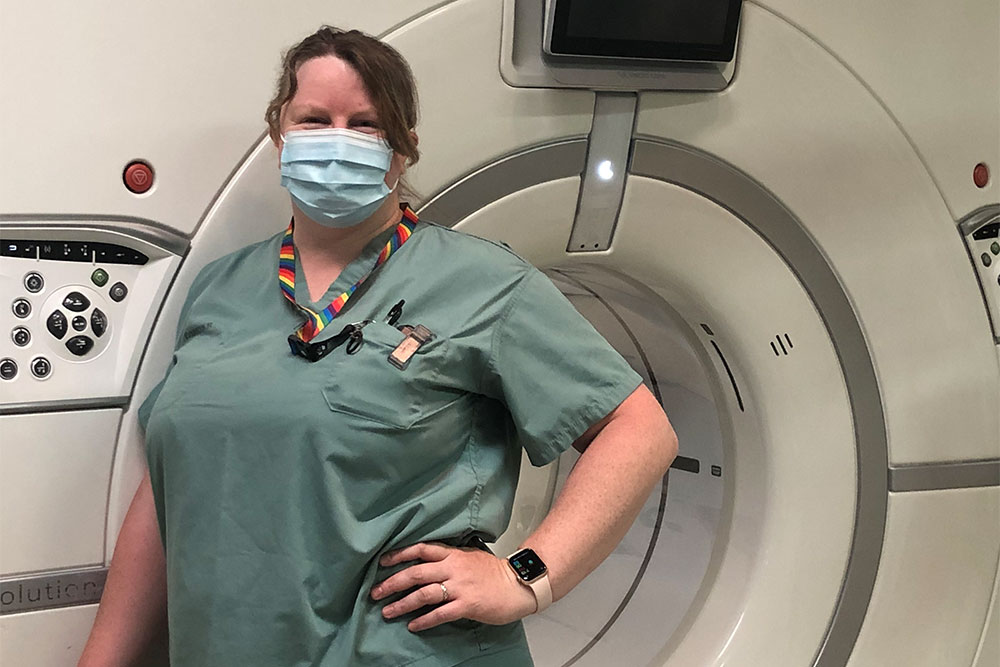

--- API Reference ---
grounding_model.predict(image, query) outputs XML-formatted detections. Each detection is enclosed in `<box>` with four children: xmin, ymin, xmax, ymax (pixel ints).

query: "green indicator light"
<box><xmin>991</xmin><ymin>241</ymin><xmax>999</xmax><ymax>255</ymax></box>
<box><xmin>91</xmin><ymin>268</ymin><xmax>109</xmax><ymax>287</ymax></box>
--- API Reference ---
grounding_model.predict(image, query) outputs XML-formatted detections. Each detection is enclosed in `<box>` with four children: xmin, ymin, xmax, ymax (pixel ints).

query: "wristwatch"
<box><xmin>506</xmin><ymin>548</ymin><xmax>552</xmax><ymax>613</ymax></box>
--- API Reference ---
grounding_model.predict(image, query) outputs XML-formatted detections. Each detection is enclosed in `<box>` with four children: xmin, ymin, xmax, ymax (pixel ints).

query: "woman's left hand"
<box><xmin>371</xmin><ymin>542</ymin><xmax>538</xmax><ymax>632</ymax></box>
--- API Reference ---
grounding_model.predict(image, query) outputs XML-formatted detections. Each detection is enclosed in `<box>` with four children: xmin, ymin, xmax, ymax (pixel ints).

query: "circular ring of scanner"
<box><xmin>123</xmin><ymin>160</ymin><xmax>154</xmax><ymax>194</ymax></box>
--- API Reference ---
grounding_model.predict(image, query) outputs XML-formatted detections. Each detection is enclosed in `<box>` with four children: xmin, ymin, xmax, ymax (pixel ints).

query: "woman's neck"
<box><xmin>293</xmin><ymin>194</ymin><xmax>404</xmax><ymax>301</ymax></box>
<box><xmin>294</xmin><ymin>195</ymin><xmax>403</xmax><ymax>262</ymax></box>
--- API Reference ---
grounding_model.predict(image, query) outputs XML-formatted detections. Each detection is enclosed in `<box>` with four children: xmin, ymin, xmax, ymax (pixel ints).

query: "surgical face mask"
<box><xmin>280</xmin><ymin>128</ymin><xmax>397</xmax><ymax>228</ymax></box>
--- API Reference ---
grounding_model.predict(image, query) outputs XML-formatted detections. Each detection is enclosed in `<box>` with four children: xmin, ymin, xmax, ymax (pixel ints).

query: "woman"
<box><xmin>80</xmin><ymin>26</ymin><xmax>677</xmax><ymax>667</ymax></box>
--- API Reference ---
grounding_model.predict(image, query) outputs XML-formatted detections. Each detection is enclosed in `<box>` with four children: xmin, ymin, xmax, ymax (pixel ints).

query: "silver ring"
<box><xmin>439</xmin><ymin>583</ymin><xmax>449</xmax><ymax>602</ymax></box>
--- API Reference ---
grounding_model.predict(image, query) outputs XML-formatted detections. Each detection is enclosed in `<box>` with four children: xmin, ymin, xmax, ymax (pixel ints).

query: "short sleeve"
<box><xmin>482</xmin><ymin>269</ymin><xmax>643</xmax><ymax>466</ymax></box>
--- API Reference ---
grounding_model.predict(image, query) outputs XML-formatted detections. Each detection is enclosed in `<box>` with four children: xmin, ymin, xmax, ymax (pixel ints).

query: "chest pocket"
<box><xmin>321</xmin><ymin>322</ymin><xmax>464</xmax><ymax>429</ymax></box>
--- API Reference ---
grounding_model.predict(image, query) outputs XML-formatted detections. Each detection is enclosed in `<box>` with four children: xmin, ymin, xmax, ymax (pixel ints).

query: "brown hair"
<box><xmin>265</xmin><ymin>26</ymin><xmax>419</xmax><ymax>169</ymax></box>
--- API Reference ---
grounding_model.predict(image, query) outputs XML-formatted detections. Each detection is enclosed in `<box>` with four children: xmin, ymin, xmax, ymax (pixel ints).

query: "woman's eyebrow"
<box><xmin>289</xmin><ymin>105</ymin><xmax>330</xmax><ymax>118</ymax></box>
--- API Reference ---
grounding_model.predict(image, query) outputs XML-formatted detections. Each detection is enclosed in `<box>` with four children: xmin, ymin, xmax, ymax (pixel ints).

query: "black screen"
<box><xmin>509</xmin><ymin>548</ymin><xmax>547</xmax><ymax>581</ymax></box>
<box><xmin>549</xmin><ymin>0</ymin><xmax>742</xmax><ymax>62</ymax></box>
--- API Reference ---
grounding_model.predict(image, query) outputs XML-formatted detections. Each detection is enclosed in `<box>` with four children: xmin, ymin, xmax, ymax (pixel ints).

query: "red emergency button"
<box><xmin>123</xmin><ymin>161</ymin><xmax>154</xmax><ymax>194</ymax></box>
<box><xmin>973</xmin><ymin>163</ymin><xmax>990</xmax><ymax>189</ymax></box>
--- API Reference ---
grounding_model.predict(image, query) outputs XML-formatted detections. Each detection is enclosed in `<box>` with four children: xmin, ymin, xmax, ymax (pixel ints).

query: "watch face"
<box><xmin>508</xmin><ymin>548</ymin><xmax>547</xmax><ymax>582</ymax></box>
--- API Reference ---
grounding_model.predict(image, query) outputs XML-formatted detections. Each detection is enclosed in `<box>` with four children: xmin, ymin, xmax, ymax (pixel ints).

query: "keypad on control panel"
<box><xmin>40</xmin><ymin>285</ymin><xmax>116</xmax><ymax>363</ymax></box>
<box><xmin>4</xmin><ymin>264</ymin><xmax>127</xmax><ymax>381</ymax></box>
<box><xmin>1</xmin><ymin>229</ymin><xmax>164</xmax><ymax>407</ymax></box>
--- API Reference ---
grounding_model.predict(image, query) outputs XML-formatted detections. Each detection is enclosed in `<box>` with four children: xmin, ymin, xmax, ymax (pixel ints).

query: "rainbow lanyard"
<box><xmin>279</xmin><ymin>207</ymin><xmax>418</xmax><ymax>343</ymax></box>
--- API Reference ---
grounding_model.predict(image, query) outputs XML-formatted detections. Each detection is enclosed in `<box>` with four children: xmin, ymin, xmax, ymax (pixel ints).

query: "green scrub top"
<box><xmin>139</xmin><ymin>215</ymin><xmax>642</xmax><ymax>667</ymax></box>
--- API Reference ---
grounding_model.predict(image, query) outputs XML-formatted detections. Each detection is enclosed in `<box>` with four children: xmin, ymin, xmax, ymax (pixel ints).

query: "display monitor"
<box><xmin>544</xmin><ymin>0</ymin><xmax>743</xmax><ymax>63</ymax></box>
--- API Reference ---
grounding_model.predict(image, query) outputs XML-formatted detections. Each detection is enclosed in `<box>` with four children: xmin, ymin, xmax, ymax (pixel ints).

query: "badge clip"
<box><xmin>388</xmin><ymin>325</ymin><xmax>433</xmax><ymax>370</ymax></box>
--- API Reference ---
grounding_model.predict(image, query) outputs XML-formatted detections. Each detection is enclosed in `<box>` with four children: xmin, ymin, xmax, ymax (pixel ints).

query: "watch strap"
<box><xmin>525</xmin><ymin>570</ymin><xmax>552</xmax><ymax>613</ymax></box>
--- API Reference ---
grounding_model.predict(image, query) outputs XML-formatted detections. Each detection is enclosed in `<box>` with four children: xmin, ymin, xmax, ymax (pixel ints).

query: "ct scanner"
<box><xmin>0</xmin><ymin>1</ymin><xmax>998</xmax><ymax>665</ymax></box>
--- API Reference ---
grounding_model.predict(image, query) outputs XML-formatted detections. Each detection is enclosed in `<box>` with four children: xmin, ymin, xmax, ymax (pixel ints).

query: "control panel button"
<box><xmin>992</xmin><ymin>242</ymin><xmax>999</xmax><ymax>256</ymax></box>
<box><xmin>30</xmin><ymin>357</ymin><xmax>52</xmax><ymax>379</ymax></box>
<box><xmin>46</xmin><ymin>311</ymin><xmax>68</xmax><ymax>339</ymax></box>
<box><xmin>23</xmin><ymin>272</ymin><xmax>44</xmax><ymax>293</ymax></box>
<box><xmin>12</xmin><ymin>298</ymin><xmax>31</xmax><ymax>319</ymax></box>
<box><xmin>109</xmin><ymin>282</ymin><xmax>128</xmax><ymax>302</ymax></box>
<box><xmin>91</xmin><ymin>309</ymin><xmax>108</xmax><ymax>338</ymax></box>
<box><xmin>65</xmin><ymin>335</ymin><xmax>95</xmax><ymax>357</ymax></box>
<box><xmin>72</xmin><ymin>315</ymin><xmax>87</xmax><ymax>332</ymax></box>
<box><xmin>62</xmin><ymin>292</ymin><xmax>91</xmax><ymax>312</ymax></box>
<box><xmin>983</xmin><ymin>253</ymin><xmax>993</xmax><ymax>268</ymax></box>
<box><xmin>12</xmin><ymin>327</ymin><xmax>31</xmax><ymax>347</ymax></box>
<box><xmin>91</xmin><ymin>268</ymin><xmax>109</xmax><ymax>287</ymax></box>
<box><xmin>0</xmin><ymin>358</ymin><xmax>17</xmax><ymax>381</ymax></box>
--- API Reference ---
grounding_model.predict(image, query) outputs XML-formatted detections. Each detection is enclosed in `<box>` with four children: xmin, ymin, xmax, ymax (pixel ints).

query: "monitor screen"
<box><xmin>547</xmin><ymin>0</ymin><xmax>742</xmax><ymax>63</ymax></box>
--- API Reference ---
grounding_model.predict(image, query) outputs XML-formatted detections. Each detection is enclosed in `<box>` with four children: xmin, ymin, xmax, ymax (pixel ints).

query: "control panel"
<box><xmin>0</xmin><ymin>225</ymin><xmax>183</xmax><ymax>409</ymax></box>
<box><xmin>961</xmin><ymin>209</ymin><xmax>1000</xmax><ymax>344</ymax></box>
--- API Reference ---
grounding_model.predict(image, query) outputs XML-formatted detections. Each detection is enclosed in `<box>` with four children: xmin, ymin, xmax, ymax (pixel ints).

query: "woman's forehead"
<box><xmin>291</xmin><ymin>55</ymin><xmax>375</xmax><ymax>113</ymax></box>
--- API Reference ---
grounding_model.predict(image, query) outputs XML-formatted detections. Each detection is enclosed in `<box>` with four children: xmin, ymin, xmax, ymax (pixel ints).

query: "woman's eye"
<box><xmin>301</xmin><ymin>117</ymin><xmax>328</xmax><ymax>125</ymax></box>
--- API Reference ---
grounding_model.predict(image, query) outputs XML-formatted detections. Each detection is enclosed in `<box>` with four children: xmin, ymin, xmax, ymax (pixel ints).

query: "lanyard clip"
<box><xmin>288</xmin><ymin>320</ymin><xmax>372</xmax><ymax>362</ymax></box>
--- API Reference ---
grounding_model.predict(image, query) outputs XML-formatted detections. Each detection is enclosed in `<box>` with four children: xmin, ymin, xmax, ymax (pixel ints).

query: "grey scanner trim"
<box><xmin>0</xmin><ymin>396</ymin><xmax>129</xmax><ymax>417</ymax></box>
<box><xmin>418</xmin><ymin>139</ymin><xmax>587</xmax><ymax>223</ymax></box>
<box><xmin>630</xmin><ymin>138</ymin><xmax>886</xmax><ymax>667</ymax></box>
<box><xmin>890</xmin><ymin>460</ymin><xmax>1000</xmax><ymax>492</ymax></box>
<box><xmin>0</xmin><ymin>215</ymin><xmax>190</xmax><ymax>257</ymax></box>
<box><xmin>567</xmin><ymin>93</ymin><xmax>637</xmax><ymax>252</ymax></box>
<box><xmin>0</xmin><ymin>566</ymin><xmax>108</xmax><ymax>615</ymax></box>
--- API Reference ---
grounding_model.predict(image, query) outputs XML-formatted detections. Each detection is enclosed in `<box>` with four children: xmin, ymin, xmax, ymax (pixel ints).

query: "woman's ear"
<box><xmin>402</xmin><ymin>130</ymin><xmax>419</xmax><ymax>169</ymax></box>
<box><xmin>273</xmin><ymin>103</ymin><xmax>289</xmax><ymax>150</ymax></box>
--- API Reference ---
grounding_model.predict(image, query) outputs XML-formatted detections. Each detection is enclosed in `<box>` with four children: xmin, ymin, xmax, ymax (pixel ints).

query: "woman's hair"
<box><xmin>265</xmin><ymin>26</ymin><xmax>420</xmax><ymax>169</ymax></box>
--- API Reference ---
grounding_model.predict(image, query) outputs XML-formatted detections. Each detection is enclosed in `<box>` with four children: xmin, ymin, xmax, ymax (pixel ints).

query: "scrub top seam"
<box><xmin>481</xmin><ymin>267</ymin><xmax>535</xmax><ymax>395</ymax></box>
<box><xmin>465</xmin><ymin>397</ymin><xmax>485</xmax><ymax>535</ymax></box>
<box><xmin>420</xmin><ymin>220</ymin><xmax>531</xmax><ymax>264</ymax></box>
